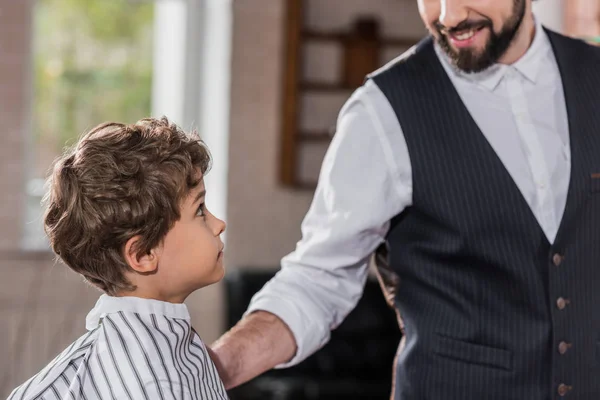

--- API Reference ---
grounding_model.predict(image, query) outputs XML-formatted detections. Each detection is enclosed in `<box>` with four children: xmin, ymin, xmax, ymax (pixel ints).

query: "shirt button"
<box><xmin>558</xmin><ymin>383</ymin><xmax>572</xmax><ymax>396</ymax></box>
<box><xmin>552</xmin><ymin>253</ymin><xmax>564</xmax><ymax>266</ymax></box>
<box><xmin>556</xmin><ymin>297</ymin><xmax>569</xmax><ymax>310</ymax></box>
<box><xmin>558</xmin><ymin>341</ymin><xmax>572</xmax><ymax>355</ymax></box>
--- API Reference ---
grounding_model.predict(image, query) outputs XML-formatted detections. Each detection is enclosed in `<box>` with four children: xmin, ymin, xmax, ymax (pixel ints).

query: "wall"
<box><xmin>532</xmin><ymin>0</ymin><xmax>564</xmax><ymax>32</ymax></box>
<box><xmin>563</xmin><ymin>0</ymin><xmax>600</xmax><ymax>38</ymax></box>
<box><xmin>0</xmin><ymin>0</ymin><xmax>61</xmax><ymax>394</ymax></box>
<box><xmin>0</xmin><ymin>0</ymin><xmax>29</xmax><ymax>251</ymax></box>
<box><xmin>0</xmin><ymin>256</ymin><xmax>99</xmax><ymax>394</ymax></box>
<box><xmin>225</xmin><ymin>0</ymin><xmax>424</xmax><ymax>270</ymax></box>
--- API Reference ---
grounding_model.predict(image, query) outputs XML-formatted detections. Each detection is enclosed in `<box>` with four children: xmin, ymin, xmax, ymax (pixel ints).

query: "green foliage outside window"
<box><xmin>32</xmin><ymin>0</ymin><xmax>154</xmax><ymax>177</ymax></box>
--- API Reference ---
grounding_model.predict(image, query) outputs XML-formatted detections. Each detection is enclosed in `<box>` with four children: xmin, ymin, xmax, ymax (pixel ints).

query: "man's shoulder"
<box><xmin>544</xmin><ymin>27</ymin><xmax>600</xmax><ymax>60</ymax></box>
<box><xmin>367</xmin><ymin>36</ymin><xmax>434</xmax><ymax>81</ymax></box>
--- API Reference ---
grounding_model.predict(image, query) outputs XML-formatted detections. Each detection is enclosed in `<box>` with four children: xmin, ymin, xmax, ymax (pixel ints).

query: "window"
<box><xmin>23</xmin><ymin>0</ymin><xmax>231</xmax><ymax>250</ymax></box>
<box><xmin>24</xmin><ymin>0</ymin><xmax>165</xmax><ymax>249</ymax></box>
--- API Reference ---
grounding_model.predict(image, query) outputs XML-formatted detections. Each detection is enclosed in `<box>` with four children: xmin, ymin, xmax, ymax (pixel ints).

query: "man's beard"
<box><xmin>433</xmin><ymin>0</ymin><xmax>526</xmax><ymax>73</ymax></box>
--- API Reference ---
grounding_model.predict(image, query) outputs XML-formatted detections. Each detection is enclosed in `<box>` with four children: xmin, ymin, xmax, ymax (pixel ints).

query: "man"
<box><xmin>211</xmin><ymin>0</ymin><xmax>600</xmax><ymax>398</ymax></box>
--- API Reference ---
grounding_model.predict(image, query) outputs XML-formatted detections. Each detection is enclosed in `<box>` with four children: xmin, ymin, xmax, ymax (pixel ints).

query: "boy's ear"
<box><xmin>123</xmin><ymin>235</ymin><xmax>158</xmax><ymax>274</ymax></box>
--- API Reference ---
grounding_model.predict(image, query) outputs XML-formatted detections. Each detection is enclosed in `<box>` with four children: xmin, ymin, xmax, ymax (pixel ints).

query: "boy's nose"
<box><xmin>214</xmin><ymin>217</ymin><xmax>226</xmax><ymax>236</ymax></box>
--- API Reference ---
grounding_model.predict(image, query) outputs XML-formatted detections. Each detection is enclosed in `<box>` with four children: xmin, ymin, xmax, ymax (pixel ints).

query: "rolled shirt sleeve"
<box><xmin>245</xmin><ymin>81</ymin><xmax>413</xmax><ymax>367</ymax></box>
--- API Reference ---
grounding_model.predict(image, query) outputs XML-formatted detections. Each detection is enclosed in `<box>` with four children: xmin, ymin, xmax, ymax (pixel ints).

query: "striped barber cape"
<box><xmin>8</xmin><ymin>294</ymin><xmax>228</xmax><ymax>400</ymax></box>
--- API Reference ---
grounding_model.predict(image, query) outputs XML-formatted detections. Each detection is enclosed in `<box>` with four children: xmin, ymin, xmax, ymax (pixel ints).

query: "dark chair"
<box><xmin>224</xmin><ymin>268</ymin><xmax>402</xmax><ymax>400</ymax></box>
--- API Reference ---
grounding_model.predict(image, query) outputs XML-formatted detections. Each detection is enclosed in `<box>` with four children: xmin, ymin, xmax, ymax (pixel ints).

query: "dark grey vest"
<box><xmin>369</xmin><ymin>29</ymin><xmax>600</xmax><ymax>400</ymax></box>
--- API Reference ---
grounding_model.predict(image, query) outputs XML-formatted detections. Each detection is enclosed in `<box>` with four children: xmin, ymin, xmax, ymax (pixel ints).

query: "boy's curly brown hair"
<box><xmin>43</xmin><ymin>117</ymin><xmax>211</xmax><ymax>295</ymax></box>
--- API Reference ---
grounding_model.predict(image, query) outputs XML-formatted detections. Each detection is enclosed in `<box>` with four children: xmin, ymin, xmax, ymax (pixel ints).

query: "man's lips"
<box><xmin>447</xmin><ymin>26</ymin><xmax>487</xmax><ymax>48</ymax></box>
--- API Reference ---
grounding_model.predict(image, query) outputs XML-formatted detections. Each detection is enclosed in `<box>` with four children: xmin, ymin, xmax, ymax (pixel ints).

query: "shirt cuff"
<box><xmin>244</xmin><ymin>294</ymin><xmax>331</xmax><ymax>369</ymax></box>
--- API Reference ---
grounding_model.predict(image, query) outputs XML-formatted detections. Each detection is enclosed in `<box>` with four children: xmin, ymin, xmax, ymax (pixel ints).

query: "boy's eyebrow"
<box><xmin>193</xmin><ymin>189</ymin><xmax>206</xmax><ymax>204</ymax></box>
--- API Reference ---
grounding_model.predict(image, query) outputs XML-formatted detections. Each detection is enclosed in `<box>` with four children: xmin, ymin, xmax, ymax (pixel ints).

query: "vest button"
<box><xmin>558</xmin><ymin>383</ymin><xmax>572</xmax><ymax>396</ymax></box>
<box><xmin>556</xmin><ymin>297</ymin><xmax>569</xmax><ymax>310</ymax></box>
<box><xmin>558</xmin><ymin>341</ymin><xmax>572</xmax><ymax>355</ymax></box>
<box><xmin>552</xmin><ymin>253</ymin><xmax>564</xmax><ymax>266</ymax></box>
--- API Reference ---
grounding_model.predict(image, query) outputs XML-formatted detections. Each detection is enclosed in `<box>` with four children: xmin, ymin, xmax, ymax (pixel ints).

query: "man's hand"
<box><xmin>208</xmin><ymin>311</ymin><xmax>298</xmax><ymax>389</ymax></box>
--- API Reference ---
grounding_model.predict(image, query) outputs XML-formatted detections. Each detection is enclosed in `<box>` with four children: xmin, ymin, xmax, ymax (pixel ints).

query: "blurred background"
<box><xmin>0</xmin><ymin>0</ymin><xmax>596</xmax><ymax>398</ymax></box>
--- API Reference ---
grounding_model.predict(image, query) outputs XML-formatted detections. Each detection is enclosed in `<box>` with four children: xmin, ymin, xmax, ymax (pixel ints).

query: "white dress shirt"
<box><xmin>8</xmin><ymin>295</ymin><xmax>228</xmax><ymax>400</ymax></box>
<box><xmin>246</xmin><ymin>17</ymin><xmax>571</xmax><ymax>368</ymax></box>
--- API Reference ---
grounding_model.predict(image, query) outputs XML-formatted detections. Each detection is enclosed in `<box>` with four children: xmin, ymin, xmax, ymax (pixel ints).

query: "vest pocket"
<box><xmin>433</xmin><ymin>334</ymin><xmax>514</xmax><ymax>371</ymax></box>
<box><xmin>426</xmin><ymin>334</ymin><xmax>516</xmax><ymax>399</ymax></box>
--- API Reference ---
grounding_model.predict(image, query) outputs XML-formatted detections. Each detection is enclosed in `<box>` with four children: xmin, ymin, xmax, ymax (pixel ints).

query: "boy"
<box><xmin>8</xmin><ymin>117</ymin><xmax>228</xmax><ymax>399</ymax></box>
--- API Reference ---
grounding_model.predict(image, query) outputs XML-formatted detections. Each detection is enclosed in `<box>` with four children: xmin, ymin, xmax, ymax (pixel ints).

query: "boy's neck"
<box><xmin>116</xmin><ymin>289</ymin><xmax>190</xmax><ymax>304</ymax></box>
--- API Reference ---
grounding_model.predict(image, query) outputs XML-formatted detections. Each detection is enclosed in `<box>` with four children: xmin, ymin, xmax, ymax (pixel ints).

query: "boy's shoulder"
<box><xmin>7</xmin><ymin>328</ymin><xmax>99</xmax><ymax>400</ymax></box>
<box><xmin>9</xmin><ymin>310</ymin><xmax>229</xmax><ymax>400</ymax></box>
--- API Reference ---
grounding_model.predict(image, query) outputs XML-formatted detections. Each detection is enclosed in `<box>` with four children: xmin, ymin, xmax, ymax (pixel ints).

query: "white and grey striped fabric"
<box><xmin>8</xmin><ymin>295</ymin><xmax>228</xmax><ymax>400</ymax></box>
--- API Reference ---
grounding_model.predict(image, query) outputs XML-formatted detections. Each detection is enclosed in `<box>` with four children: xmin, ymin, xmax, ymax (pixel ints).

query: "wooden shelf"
<box><xmin>300</xmin><ymin>81</ymin><xmax>356</xmax><ymax>92</ymax></box>
<box><xmin>293</xmin><ymin>180</ymin><xmax>318</xmax><ymax>190</ymax></box>
<box><xmin>382</xmin><ymin>36</ymin><xmax>420</xmax><ymax>47</ymax></box>
<box><xmin>280</xmin><ymin>1</ymin><xmax>419</xmax><ymax>190</ymax></box>
<box><xmin>303</xmin><ymin>30</ymin><xmax>344</xmax><ymax>41</ymax></box>
<box><xmin>303</xmin><ymin>29</ymin><xmax>419</xmax><ymax>47</ymax></box>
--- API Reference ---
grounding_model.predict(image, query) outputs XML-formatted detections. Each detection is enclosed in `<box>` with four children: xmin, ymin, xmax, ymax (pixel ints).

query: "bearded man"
<box><xmin>211</xmin><ymin>1</ymin><xmax>600</xmax><ymax>398</ymax></box>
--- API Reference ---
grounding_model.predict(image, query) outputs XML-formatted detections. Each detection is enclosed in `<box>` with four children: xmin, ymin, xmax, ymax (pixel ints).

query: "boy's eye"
<box><xmin>196</xmin><ymin>203</ymin><xmax>206</xmax><ymax>217</ymax></box>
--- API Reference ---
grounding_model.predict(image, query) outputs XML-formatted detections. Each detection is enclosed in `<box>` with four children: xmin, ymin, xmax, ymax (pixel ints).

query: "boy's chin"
<box><xmin>189</xmin><ymin>266</ymin><xmax>226</xmax><ymax>292</ymax></box>
<box><xmin>206</xmin><ymin>265</ymin><xmax>226</xmax><ymax>286</ymax></box>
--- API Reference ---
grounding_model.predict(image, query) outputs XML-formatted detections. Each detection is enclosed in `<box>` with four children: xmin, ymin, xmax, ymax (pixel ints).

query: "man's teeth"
<box><xmin>454</xmin><ymin>29</ymin><xmax>476</xmax><ymax>40</ymax></box>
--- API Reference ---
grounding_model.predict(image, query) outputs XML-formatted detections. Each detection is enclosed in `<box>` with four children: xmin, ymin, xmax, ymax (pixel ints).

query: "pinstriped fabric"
<box><xmin>369</xmin><ymin>30</ymin><xmax>600</xmax><ymax>400</ymax></box>
<box><xmin>546</xmin><ymin>30</ymin><xmax>600</xmax><ymax>400</ymax></box>
<box><xmin>7</xmin><ymin>309</ymin><xmax>228</xmax><ymax>399</ymax></box>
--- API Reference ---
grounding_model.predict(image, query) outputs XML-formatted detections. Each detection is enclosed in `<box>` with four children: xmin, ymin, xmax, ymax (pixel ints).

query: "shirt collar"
<box><xmin>85</xmin><ymin>294</ymin><xmax>190</xmax><ymax>330</ymax></box>
<box><xmin>435</xmin><ymin>15</ymin><xmax>551</xmax><ymax>91</ymax></box>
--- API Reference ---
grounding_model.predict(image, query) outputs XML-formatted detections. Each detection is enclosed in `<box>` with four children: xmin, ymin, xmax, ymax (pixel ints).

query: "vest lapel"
<box><xmin>418</xmin><ymin>40</ymin><xmax>548</xmax><ymax>241</ymax></box>
<box><xmin>545</xmin><ymin>29</ymin><xmax>600</xmax><ymax>246</ymax></box>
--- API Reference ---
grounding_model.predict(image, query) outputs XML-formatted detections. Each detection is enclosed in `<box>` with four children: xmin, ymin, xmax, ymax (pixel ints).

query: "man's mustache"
<box><xmin>434</xmin><ymin>19</ymin><xmax>492</xmax><ymax>35</ymax></box>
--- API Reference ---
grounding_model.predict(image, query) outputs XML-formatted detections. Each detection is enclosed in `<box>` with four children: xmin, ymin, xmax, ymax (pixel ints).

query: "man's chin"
<box><xmin>445</xmin><ymin>45</ymin><xmax>494</xmax><ymax>73</ymax></box>
<box><xmin>454</xmin><ymin>56</ymin><xmax>495</xmax><ymax>73</ymax></box>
